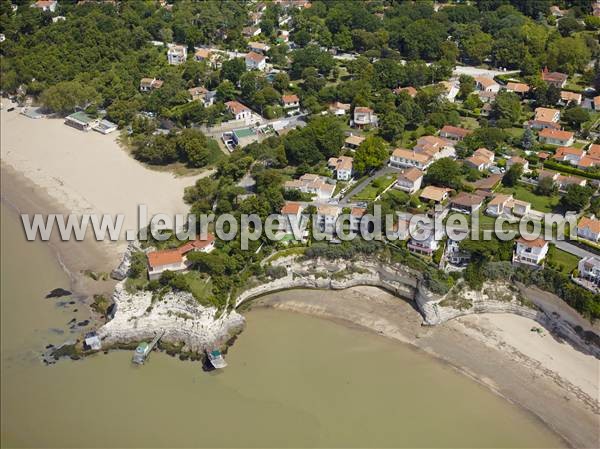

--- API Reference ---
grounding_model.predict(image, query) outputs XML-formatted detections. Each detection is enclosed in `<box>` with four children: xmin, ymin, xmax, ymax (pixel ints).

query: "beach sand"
<box><xmin>252</xmin><ymin>287</ymin><xmax>599</xmax><ymax>449</ymax></box>
<box><xmin>0</xmin><ymin>102</ymin><xmax>206</xmax><ymax>254</ymax></box>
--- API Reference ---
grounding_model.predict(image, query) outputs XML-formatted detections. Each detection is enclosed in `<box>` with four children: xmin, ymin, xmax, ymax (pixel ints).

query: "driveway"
<box><xmin>554</xmin><ymin>240</ymin><xmax>599</xmax><ymax>259</ymax></box>
<box><xmin>452</xmin><ymin>66</ymin><xmax>519</xmax><ymax>78</ymax></box>
<box><xmin>339</xmin><ymin>166</ymin><xmax>398</xmax><ymax>206</ymax></box>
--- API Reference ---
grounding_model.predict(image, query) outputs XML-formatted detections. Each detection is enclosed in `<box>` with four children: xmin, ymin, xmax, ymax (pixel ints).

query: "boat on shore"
<box><xmin>207</xmin><ymin>349</ymin><xmax>227</xmax><ymax>369</ymax></box>
<box><xmin>132</xmin><ymin>330</ymin><xmax>164</xmax><ymax>365</ymax></box>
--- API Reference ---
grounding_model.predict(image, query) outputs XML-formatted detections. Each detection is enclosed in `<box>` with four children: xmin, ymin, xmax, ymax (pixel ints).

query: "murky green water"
<box><xmin>1</xmin><ymin>203</ymin><xmax>564</xmax><ymax>448</ymax></box>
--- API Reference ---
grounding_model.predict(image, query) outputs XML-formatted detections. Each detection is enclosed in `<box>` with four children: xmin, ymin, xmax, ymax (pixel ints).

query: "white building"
<box><xmin>578</xmin><ymin>257</ymin><xmax>600</xmax><ymax>287</ymax></box>
<box><xmin>389</xmin><ymin>148</ymin><xmax>433</xmax><ymax>170</ymax></box>
<box><xmin>395</xmin><ymin>167</ymin><xmax>423</xmax><ymax>194</ymax></box>
<box><xmin>407</xmin><ymin>228</ymin><xmax>440</xmax><ymax>256</ymax></box>
<box><xmin>512</xmin><ymin>237</ymin><xmax>549</xmax><ymax>267</ymax></box>
<box><xmin>577</xmin><ymin>216</ymin><xmax>600</xmax><ymax>242</ymax></box>
<box><xmin>167</xmin><ymin>44</ymin><xmax>187</xmax><ymax>65</ymax></box>
<box><xmin>279</xmin><ymin>202</ymin><xmax>307</xmax><ymax>239</ymax></box>
<box><xmin>474</xmin><ymin>76</ymin><xmax>500</xmax><ymax>93</ymax></box>
<box><xmin>32</xmin><ymin>0</ymin><xmax>57</xmax><ymax>12</ymax></box>
<box><xmin>245</xmin><ymin>51</ymin><xmax>267</xmax><ymax>71</ymax></box>
<box><xmin>327</xmin><ymin>156</ymin><xmax>353</xmax><ymax>181</ymax></box>
<box><xmin>147</xmin><ymin>235</ymin><xmax>215</xmax><ymax>280</ymax></box>
<box><xmin>353</xmin><ymin>107</ymin><xmax>378</xmax><ymax>128</ymax></box>
<box><xmin>139</xmin><ymin>78</ymin><xmax>164</xmax><ymax>92</ymax></box>
<box><xmin>284</xmin><ymin>174</ymin><xmax>335</xmax><ymax>200</ymax></box>
<box><xmin>225</xmin><ymin>101</ymin><xmax>252</xmax><ymax>122</ymax></box>
<box><xmin>316</xmin><ymin>205</ymin><xmax>340</xmax><ymax>235</ymax></box>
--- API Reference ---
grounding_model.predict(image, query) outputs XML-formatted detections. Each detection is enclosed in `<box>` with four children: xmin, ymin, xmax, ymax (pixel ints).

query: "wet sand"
<box><xmin>252</xmin><ymin>287</ymin><xmax>599</xmax><ymax>449</ymax></box>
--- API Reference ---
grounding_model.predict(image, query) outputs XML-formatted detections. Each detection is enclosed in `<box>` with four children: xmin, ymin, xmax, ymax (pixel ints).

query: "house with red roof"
<box><xmin>147</xmin><ymin>234</ymin><xmax>215</xmax><ymax>280</ymax></box>
<box><xmin>512</xmin><ymin>237</ymin><xmax>549</xmax><ymax>267</ymax></box>
<box><xmin>538</xmin><ymin>128</ymin><xmax>574</xmax><ymax>147</ymax></box>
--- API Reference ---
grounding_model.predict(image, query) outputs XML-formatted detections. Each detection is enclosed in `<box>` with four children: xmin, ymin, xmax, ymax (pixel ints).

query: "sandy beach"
<box><xmin>0</xmin><ymin>102</ymin><xmax>206</xmax><ymax>255</ymax></box>
<box><xmin>252</xmin><ymin>287</ymin><xmax>599</xmax><ymax>449</ymax></box>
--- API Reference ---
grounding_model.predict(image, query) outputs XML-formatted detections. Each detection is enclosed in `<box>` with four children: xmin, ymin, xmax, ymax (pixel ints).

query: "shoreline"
<box><xmin>1</xmin><ymin>108</ymin><xmax>598</xmax><ymax>448</ymax></box>
<box><xmin>250</xmin><ymin>287</ymin><xmax>599</xmax><ymax>449</ymax></box>
<box><xmin>1</xmin><ymin>163</ymin><xmax>118</xmax><ymax>298</ymax></box>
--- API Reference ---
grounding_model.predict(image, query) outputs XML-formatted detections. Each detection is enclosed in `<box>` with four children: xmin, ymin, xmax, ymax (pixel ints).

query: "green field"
<box><xmin>352</xmin><ymin>174</ymin><xmax>396</xmax><ymax>201</ymax></box>
<box><xmin>546</xmin><ymin>246</ymin><xmax>579</xmax><ymax>274</ymax></box>
<box><xmin>499</xmin><ymin>185</ymin><xmax>559</xmax><ymax>213</ymax></box>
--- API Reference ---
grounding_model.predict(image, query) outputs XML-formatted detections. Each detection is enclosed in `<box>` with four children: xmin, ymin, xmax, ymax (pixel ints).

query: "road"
<box><xmin>452</xmin><ymin>66</ymin><xmax>519</xmax><ymax>78</ymax></box>
<box><xmin>554</xmin><ymin>240</ymin><xmax>599</xmax><ymax>259</ymax></box>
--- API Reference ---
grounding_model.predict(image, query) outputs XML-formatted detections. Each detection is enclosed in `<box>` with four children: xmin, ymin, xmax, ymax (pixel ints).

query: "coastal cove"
<box><xmin>0</xmin><ymin>201</ymin><xmax>595</xmax><ymax>448</ymax></box>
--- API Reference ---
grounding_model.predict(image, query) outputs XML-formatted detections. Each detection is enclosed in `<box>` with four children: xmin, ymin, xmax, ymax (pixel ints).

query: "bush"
<box><xmin>266</xmin><ymin>265</ymin><xmax>288</xmax><ymax>279</ymax></box>
<box><xmin>543</xmin><ymin>160</ymin><xmax>600</xmax><ymax>180</ymax></box>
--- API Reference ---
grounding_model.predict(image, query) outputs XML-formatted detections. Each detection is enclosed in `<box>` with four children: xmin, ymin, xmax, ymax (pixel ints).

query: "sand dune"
<box><xmin>1</xmin><ymin>102</ymin><xmax>206</xmax><ymax>251</ymax></box>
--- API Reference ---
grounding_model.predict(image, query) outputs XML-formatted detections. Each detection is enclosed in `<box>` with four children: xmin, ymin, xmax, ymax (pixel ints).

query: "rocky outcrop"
<box><xmin>98</xmin><ymin>282</ymin><xmax>245</xmax><ymax>354</ymax></box>
<box><xmin>110</xmin><ymin>241</ymin><xmax>142</xmax><ymax>281</ymax></box>
<box><xmin>236</xmin><ymin>255</ymin><xmax>600</xmax><ymax>357</ymax></box>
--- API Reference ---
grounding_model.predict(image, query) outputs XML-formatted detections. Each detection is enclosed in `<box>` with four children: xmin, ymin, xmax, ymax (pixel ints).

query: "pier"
<box><xmin>132</xmin><ymin>330</ymin><xmax>164</xmax><ymax>365</ymax></box>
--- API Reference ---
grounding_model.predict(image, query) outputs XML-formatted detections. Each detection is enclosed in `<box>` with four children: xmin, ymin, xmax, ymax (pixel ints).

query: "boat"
<box><xmin>207</xmin><ymin>349</ymin><xmax>227</xmax><ymax>369</ymax></box>
<box><xmin>132</xmin><ymin>342</ymin><xmax>151</xmax><ymax>365</ymax></box>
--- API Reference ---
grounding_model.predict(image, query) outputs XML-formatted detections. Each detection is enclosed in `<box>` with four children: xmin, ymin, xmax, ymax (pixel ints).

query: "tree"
<box><xmin>220</xmin><ymin>57</ymin><xmax>246</xmax><ymax>84</ymax></box>
<box><xmin>353</xmin><ymin>136</ymin><xmax>388</xmax><ymax>173</ymax></box>
<box><xmin>458</xmin><ymin>74</ymin><xmax>475</xmax><ymax>99</ymax></box>
<box><xmin>521</xmin><ymin>128</ymin><xmax>535</xmax><ymax>150</ymax></box>
<box><xmin>216</xmin><ymin>80</ymin><xmax>236</xmax><ymax>101</ymax></box>
<box><xmin>40</xmin><ymin>80</ymin><xmax>99</xmax><ymax>115</ymax></box>
<box><xmin>272</xmin><ymin>72</ymin><xmax>290</xmax><ymax>93</ymax></box>
<box><xmin>502</xmin><ymin>163</ymin><xmax>523</xmax><ymax>187</ymax></box>
<box><xmin>378</xmin><ymin>111</ymin><xmax>406</xmax><ymax>143</ymax></box>
<box><xmin>461</xmin><ymin>31</ymin><xmax>493</xmax><ymax>64</ymax></box>
<box><xmin>546</xmin><ymin>36</ymin><xmax>592</xmax><ymax>74</ymax></box>
<box><xmin>175</xmin><ymin>129</ymin><xmax>212</xmax><ymax>168</ymax></box>
<box><xmin>536</xmin><ymin>176</ymin><xmax>556</xmax><ymax>196</ymax></box>
<box><xmin>290</xmin><ymin>45</ymin><xmax>335</xmax><ymax>78</ymax></box>
<box><xmin>558</xmin><ymin>17</ymin><xmax>584</xmax><ymax>36</ymax></box>
<box><xmin>561</xmin><ymin>185</ymin><xmax>592</xmax><ymax>212</ymax></box>
<box><xmin>424</xmin><ymin>158</ymin><xmax>463</xmax><ymax>189</ymax></box>
<box><xmin>562</xmin><ymin>106</ymin><xmax>590</xmax><ymax>130</ymax></box>
<box><xmin>491</xmin><ymin>91</ymin><xmax>522</xmax><ymax>124</ymax></box>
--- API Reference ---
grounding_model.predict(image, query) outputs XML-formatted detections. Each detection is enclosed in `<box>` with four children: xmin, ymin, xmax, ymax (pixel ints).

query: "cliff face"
<box><xmin>236</xmin><ymin>255</ymin><xmax>600</xmax><ymax>357</ymax></box>
<box><xmin>98</xmin><ymin>282</ymin><xmax>245</xmax><ymax>354</ymax></box>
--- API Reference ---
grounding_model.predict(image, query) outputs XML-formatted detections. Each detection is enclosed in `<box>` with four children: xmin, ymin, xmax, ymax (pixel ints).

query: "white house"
<box><xmin>390</xmin><ymin>148</ymin><xmax>433</xmax><ymax>170</ymax></box>
<box><xmin>284</xmin><ymin>174</ymin><xmax>335</xmax><ymax>200</ymax></box>
<box><xmin>395</xmin><ymin>167</ymin><xmax>423</xmax><ymax>194</ymax></box>
<box><xmin>281</xmin><ymin>94</ymin><xmax>300</xmax><ymax>114</ymax></box>
<box><xmin>554</xmin><ymin>146</ymin><xmax>585</xmax><ymax>165</ymax></box>
<box><xmin>349</xmin><ymin>207</ymin><xmax>367</xmax><ymax>233</ymax></box>
<box><xmin>248</xmin><ymin>41</ymin><xmax>270</xmax><ymax>54</ymax></box>
<box><xmin>485</xmin><ymin>194</ymin><xmax>531</xmax><ymax>217</ymax></box>
<box><xmin>225</xmin><ymin>101</ymin><xmax>252</xmax><ymax>122</ymax></box>
<box><xmin>578</xmin><ymin>257</ymin><xmax>600</xmax><ymax>287</ymax></box>
<box><xmin>538</xmin><ymin>128</ymin><xmax>574</xmax><ymax>147</ymax></box>
<box><xmin>512</xmin><ymin>237</ymin><xmax>549</xmax><ymax>267</ymax></box>
<box><xmin>353</xmin><ymin>107</ymin><xmax>378</xmax><ymax>128</ymax></box>
<box><xmin>32</xmin><ymin>0</ymin><xmax>57</xmax><ymax>12</ymax></box>
<box><xmin>316</xmin><ymin>205</ymin><xmax>340</xmax><ymax>235</ymax></box>
<box><xmin>450</xmin><ymin>192</ymin><xmax>484</xmax><ymax>215</ymax></box>
<box><xmin>577</xmin><ymin>216</ymin><xmax>600</xmax><ymax>242</ymax></box>
<box><xmin>279</xmin><ymin>202</ymin><xmax>307</xmax><ymax>239</ymax></box>
<box><xmin>344</xmin><ymin>134</ymin><xmax>365</xmax><ymax>150</ymax></box>
<box><xmin>465</xmin><ymin>148</ymin><xmax>494</xmax><ymax>171</ymax></box>
<box><xmin>506</xmin><ymin>156</ymin><xmax>529</xmax><ymax>171</ymax></box>
<box><xmin>245</xmin><ymin>51</ymin><xmax>266</xmax><ymax>71</ymax></box>
<box><xmin>147</xmin><ymin>235</ymin><xmax>215</xmax><ymax>280</ymax></box>
<box><xmin>414</xmin><ymin>135</ymin><xmax>455</xmax><ymax>160</ymax></box>
<box><xmin>408</xmin><ymin>228</ymin><xmax>440</xmax><ymax>256</ymax></box>
<box><xmin>139</xmin><ymin>78</ymin><xmax>164</xmax><ymax>92</ymax></box>
<box><xmin>328</xmin><ymin>156</ymin><xmax>353</xmax><ymax>181</ymax></box>
<box><xmin>439</xmin><ymin>125</ymin><xmax>472</xmax><ymax>142</ymax></box>
<box><xmin>474</xmin><ymin>76</ymin><xmax>500</xmax><ymax>93</ymax></box>
<box><xmin>329</xmin><ymin>101</ymin><xmax>351</xmax><ymax>116</ymax></box>
<box><xmin>167</xmin><ymin>44</ymin><xmax>187</xmax><ymax>65</ymax></box>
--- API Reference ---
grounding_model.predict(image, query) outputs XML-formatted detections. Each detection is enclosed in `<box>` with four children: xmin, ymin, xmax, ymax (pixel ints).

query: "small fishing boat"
<box><xmin>207</xmin><ymin>349</ymin><xmax>227</xmax><ymax>369</ymax></box>
<box><xmin>132</xmin><ymin>342</ymin><xmax>151</xmax><ymax>365</ymax></box>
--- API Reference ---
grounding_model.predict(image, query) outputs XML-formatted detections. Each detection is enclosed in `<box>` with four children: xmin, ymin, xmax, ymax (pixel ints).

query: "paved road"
<box><xmin>452</xmin><ymin>66</ymin><xmax>519</xmax><ymax>78</ymax></box>
<box><xmin>339</xmin><ymin>165</ymin><xmax>398</xmax><ymax>206</ymax></box>
<box><xmin>554</xmin><ymin>240</ymin><xmax>599</xmax><ymax>259</ymax></box>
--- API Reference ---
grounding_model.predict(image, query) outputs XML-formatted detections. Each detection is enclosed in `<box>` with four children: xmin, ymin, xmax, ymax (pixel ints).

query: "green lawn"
<box><xmin>504</xmin><ymin>127</ymin><xmax>525</xmax><ymax>139</ymax></box>
<box><xmin>352</xmin><ymin>174</ymin><xmax>396</xmax><ymax>201</ymax></box>
<box><xmin>547</xmin><ymin>246</ymin><xmax>579</xmax><ymax>275</ymax></box>
<box><xmin>182</xmin><ymin>271</ymin><xmax>213</xmax><ymax>304</ymax></box>
<box><xmin>499</xmin><ymin>185</ymin><xmax>559</xmax><ymax>213</ymax></box>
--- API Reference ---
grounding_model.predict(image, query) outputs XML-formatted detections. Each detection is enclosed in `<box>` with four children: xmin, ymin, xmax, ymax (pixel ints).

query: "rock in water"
<box><xmin>46</xmin><ymin>288</ymin><xmax>72</xmax><ymax>298</ymax></box>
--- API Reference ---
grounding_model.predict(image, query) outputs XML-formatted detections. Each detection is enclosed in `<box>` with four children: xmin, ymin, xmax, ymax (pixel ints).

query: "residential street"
<box><xmin>339</xmin><ymin>165</ymin><xmax>399</xmax><ymax>206</ymax></box>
